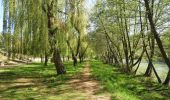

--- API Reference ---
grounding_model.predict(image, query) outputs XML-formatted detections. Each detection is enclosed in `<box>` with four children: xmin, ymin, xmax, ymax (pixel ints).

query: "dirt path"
<box><xmin>67</xmin><ymin>62</ymin><xmax>111</xmax><ymax>100</ymax></box>
<box><xmin>0</xmin><ymin>62</ymin><xmax>111</xmax><ymax>100</ymax></box>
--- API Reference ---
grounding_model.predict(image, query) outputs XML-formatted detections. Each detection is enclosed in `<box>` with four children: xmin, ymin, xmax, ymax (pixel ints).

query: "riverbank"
<box><xmin>90</xmin><ymin>60</ymin><xmax>170</xmax><ymax>100</ymax></box>
<box><xmin>0</xmin><ymin>61</ymin><xmax>169</xmax><ymax>100</ymax></box>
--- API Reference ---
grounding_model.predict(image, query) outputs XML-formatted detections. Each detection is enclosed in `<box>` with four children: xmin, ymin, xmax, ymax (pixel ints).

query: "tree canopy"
<box><xmin>1</xmin><ymin>0</ymin><xmax>170</xmax><ymax>85</ymax></box>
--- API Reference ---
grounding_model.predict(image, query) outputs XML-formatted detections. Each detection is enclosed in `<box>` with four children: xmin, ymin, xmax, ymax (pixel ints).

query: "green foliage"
<box><xmin>90</xmin><ymin>61</ymin><xmax>170</xmax><ymax>100</ymax></box>
<box><xmin>2</xmin><ymin>0</ymin><xmax>90</xmax><ymax>60</ymax></box>
<box><xmin>2</xmin><ymin>0</ymin><xmax>50</xmax><ymax>58</ymax></box>
<box><xmin>162</xmin><ymin>29</ymin><xmax>170</xmax><ymax>57</ymax></box>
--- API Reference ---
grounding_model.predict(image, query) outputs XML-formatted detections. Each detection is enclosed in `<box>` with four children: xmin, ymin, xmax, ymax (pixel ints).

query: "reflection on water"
<box><xmin>133</xmin><ymin>61</ymin><xmax>169</xmax><ymax>82</ymax></box>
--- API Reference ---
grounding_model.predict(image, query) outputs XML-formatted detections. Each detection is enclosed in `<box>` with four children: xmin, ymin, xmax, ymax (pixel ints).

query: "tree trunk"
<box><xmin>79</xmin><ymin>55</ymin><xmax>82</xmax><ymax>63</ymax></box>
<box><xmin>133</xmin><ymin>48</ymin><xmax>145</xmax><ymax>74</ymax></box>
<box><xmin>73</xmin><ymin>55</ymin><xmax>77</xmax><ymax>66</ymax></box>
<box><xmin>63</xmin><ymin>55</ymin><xmax>65</xmax><ymax>62</ymax></box>
<box><xmin>144</xmin><ymin>5</ymin><xmax>155</xmax><ymax>77</ymax></box>
<box><xmin>66</xmin><ymin>40</ymin><xmax>78</xmax><ymax>66</ymax></box>
<box><xmin>41</xmin><ymin>54</ymin><xmax>43</xmax><ymax>63</ymax></box>
<box><xmin>79</xmin><ymin>45</ymin><xmax>88</xmax><ymax>63</ymax></box>
<box><xmin>144</xmin><ymin>61</ymin><xmax>153</xmax><ymax>77</ymax></box>
<box><xmin>44</xmin><ymin>1</ymin><xmax>66</xmax><ymax>74</ymax></box>
<box><xmin>53</xmin><ymin>48</ymin><xmax>66</xmax><ymax>75</ymax></box>
<box><xmin>164</xmin><ymin>70</ymin><xmax>170</xmax><ymax>85</ymax></box>
<box><xmin>144</xmin><ymin>0</ymin><xmax>170</xmax><ymax>85</ymax></box>
<box><xmin>145</xmin><ymin>37</ymin><xmax>154</xmax><ymax>77</ymax></box>
<box><xmin>144</xmin><ymin>45</ymin><xmax>162</xmax><ymax>83</ymax></box>
<box><xmin>44</xmin><ymin>53</ymin><xmax>48</xmax><ymax>66</ymax></box>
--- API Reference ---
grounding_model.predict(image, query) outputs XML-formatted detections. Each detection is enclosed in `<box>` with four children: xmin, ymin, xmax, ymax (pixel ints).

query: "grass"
<box><xmin>90</xmin><ymin>60</ymin><xmax>170</xmax><ymax>100</ymax></box>
<box><xmin>0</xmin><ymin>62</ymin><xmax>84</xmax><ymax>100</ymax></box>
<box><xmin>1</xmin><ymin>60</ymin><xmax>170</xmax><ymax>100</ymax></box>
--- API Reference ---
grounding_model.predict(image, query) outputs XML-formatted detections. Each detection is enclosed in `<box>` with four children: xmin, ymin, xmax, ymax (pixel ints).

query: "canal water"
<box><xmin>134</xmin><ymin>61</ymin><xmax>169</xmax><ymax>82</ymax></box>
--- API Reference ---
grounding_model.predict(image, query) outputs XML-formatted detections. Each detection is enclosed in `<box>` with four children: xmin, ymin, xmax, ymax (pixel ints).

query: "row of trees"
<box><xmin>2</xmin><ymin>0</ymin><xmax>89</xmax><ymax>74</ymax></box>
<box><xmin>89</xmin><ymin>0</ymin><xmax>170</xmax><ymax>85</ymax></box>
<box><xmin>2</xmin><ymin>0</ymin><xmax>170</xmax><ymax>85</ymax></box>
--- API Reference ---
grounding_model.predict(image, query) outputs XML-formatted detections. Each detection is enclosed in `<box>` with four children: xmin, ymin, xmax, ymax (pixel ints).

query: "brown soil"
<box><xmin>67</xmin><ymin>62</ymin><xmax>111</xmax><ymax>100</ymax></box>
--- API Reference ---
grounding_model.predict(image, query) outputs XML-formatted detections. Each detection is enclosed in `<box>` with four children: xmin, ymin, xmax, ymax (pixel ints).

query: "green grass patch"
<box><xmin>90</xmin><ymin>60</ymin><xmax>170</xmax><ymax>100</ymax></box>
<box><xmin>0</xmin><ymin>62</ymin><xmax>84</xmax><ymax>100</ymax></box>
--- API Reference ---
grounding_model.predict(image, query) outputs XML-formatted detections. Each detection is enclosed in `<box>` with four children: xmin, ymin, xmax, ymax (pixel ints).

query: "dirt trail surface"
<box><xmin>67</xmin><ymin>62</ymin><xmax>111</xmax><ymax>100</ymax></box>
<box><xmin>0</xmin><ymin>62</ymin><xmax>111</xmax><ymax>100</ymax></box>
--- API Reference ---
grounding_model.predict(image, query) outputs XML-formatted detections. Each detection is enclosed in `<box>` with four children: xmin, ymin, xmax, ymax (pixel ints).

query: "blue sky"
<box><xmin>0</xmin><ymin>0</ymin><xmax>95</xmax><ymax>33</ymax></box>
<box><xmin>85</xmin><ymin>0</ymin><xmax>96</xmax><ymax>11</ymax></box>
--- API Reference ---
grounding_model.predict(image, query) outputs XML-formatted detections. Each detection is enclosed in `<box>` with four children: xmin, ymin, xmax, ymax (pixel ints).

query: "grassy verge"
<box><xmin>0</xmin><ymin>62</ymin><xmax>84</xmax><ymax>100</ymax></box>
<box><xmin>90</xmin><ymin>60</ymin><xmax>170</xmax><ymax>100</ymax></box>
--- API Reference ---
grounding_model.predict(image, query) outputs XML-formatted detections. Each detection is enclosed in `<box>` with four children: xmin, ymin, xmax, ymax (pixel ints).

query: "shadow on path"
<box><xmin>67</xmin><ymin>62</ymin><xmax>111</xmax><ymax>100</ymax></box>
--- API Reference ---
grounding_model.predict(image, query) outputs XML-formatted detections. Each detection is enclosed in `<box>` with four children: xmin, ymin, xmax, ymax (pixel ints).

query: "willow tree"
<box><xmin>3</xmin><ymin>0</ymin><xmax>66</xmax><ymax>75</ymax></box>
<box><xmin>2</xmin><ymin>0</ymin><xmax>13</xmax><ymax>59</ymax></box>
<box><xmin>66</xmin><ymin>0</ymin><xmax>88</xmax><ymax>66</ymax></box>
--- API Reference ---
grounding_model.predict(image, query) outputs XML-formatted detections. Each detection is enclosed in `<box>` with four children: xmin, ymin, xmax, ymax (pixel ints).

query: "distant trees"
<box><xmin>144</xmin><ymin>0</ymin><xmax>170</xmax><ymax>85</ymax></box>
<box><xmin>66</xmin><ymin>0</ymin><xmax>88</xmax><ymax>66</ymax></box>
<box><xmin>2</xmin><ymin>0</ymin><xmax>89</xmax><ymax>74</ymax></box>
<box><xmin>89</xmin><ymin>0</ymin><xmax>170</xmax><ymax>85</ymax></box>
<box><xmin>2</xmin><ymin>0</ymin><xmax>170</xmax><ymax>84</ymax></box>
<box><xmin>3</xmin><ymin>0</ymin><xmax>50</xmax><ymax>61</ymax></box>
<box><xmin>89</xmin><ymin>0</ymin><xmax>144</xmax><ymax>72</ymax></box>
